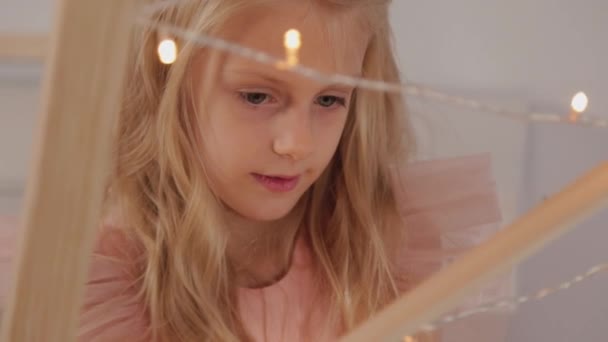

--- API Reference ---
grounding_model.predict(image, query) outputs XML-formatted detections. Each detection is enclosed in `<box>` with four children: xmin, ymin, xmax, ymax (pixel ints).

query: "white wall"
<box><xmin>389</xmin><ymin>1</ymin><xmax>608</xmax><ymax>341</ymax></box>
<box><xmin>506</xmin><ymin>124</ymin><xmax>608</xmax><ymax>342</ymax></box>
<box><xmin>390</xmin><ymin>0</ymin><xmax>608</xmax><ymax>115</ymax></box>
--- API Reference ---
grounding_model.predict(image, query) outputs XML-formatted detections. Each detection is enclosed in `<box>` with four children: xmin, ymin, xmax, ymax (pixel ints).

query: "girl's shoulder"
<box><xmin>0</xmin><ymin>218</ymin><xmax>150</xmax><ymax>341</ymax></box>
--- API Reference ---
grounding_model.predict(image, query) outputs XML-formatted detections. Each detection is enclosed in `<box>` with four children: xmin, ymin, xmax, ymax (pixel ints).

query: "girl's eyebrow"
<box><xmin>324</xmin><ymin>83</ymin><xmax>356</xmax><ymax>95</ymax></box>
<box><xmin>225</xmin><ymin>68</ymin><xmax>358</xmax><ymax>94</ymax></box>
<box><xmin>224</xmin><ymin>68</ymin><xmax>288</xmax><ymax>87</ymax></box>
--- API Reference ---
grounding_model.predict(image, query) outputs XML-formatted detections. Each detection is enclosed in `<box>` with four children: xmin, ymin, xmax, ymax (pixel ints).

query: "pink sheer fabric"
<box><xmin>0</xmin><ymin>154</ymin><xmax>509</xmax><ymax>341</ymax></box>
<box><xmin>394</xmin><ymin>154</ymin><xmax>510</xmax><ymax>308</ymax></box>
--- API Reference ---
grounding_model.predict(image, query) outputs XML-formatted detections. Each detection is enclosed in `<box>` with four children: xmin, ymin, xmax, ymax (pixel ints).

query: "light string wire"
<box><xmin>405</xmin><ymin>261</ymin><xmax>608</xmax><ymax>337</ymax></box>
<box><xmin>137</xmin><ymin>0</ymin><xmax>607</xmax><ymax>128</ymax></box>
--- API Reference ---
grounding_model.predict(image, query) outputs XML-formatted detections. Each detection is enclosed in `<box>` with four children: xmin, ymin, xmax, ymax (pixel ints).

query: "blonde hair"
<box><xmin>107</xmin><ymin>0</ymin><xmax>414</xmax><ymax>340</ymax></box>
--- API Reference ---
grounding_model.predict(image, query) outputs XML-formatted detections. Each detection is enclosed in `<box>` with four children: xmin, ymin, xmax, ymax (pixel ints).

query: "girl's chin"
<box><xmin>236</xmin><ymin>197</ymin><xmax>303</xmax><ymax>222</ymax></box>
<box><xmin>241</xmin><ymin>206</ymin><xmax>295</xmax><ymax>222</ymax></box>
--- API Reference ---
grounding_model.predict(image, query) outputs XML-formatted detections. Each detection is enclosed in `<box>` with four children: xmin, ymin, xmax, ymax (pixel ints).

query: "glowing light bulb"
<box><xmin>568</xmin><ymin>91</ymin><xmax>588</xmax><ymax>123</ymax></box>
<box><xmin>284</xmin><ymin>29</ymin><xmax>301</xmax><ymax>50</ymax></box>
<box><xmin>157</xmin><ymin>38</ymin><xmax>178</xmax><ymax>65</ymax></box>
<box><xmin>571</xmin><ymin>91</ymin><xmax>588</xmax><ymax>113</ymax></box>
<box><xmin>283</xmin><ymin>29</ymin><xmax>301</xmax><ymax>67</ymax></box>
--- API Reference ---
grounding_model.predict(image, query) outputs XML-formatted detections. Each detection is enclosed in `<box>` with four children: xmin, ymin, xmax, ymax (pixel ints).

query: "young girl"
<box><xmin>1</xmin><ymin>0</ymin><xmax>507</xmax><ymax>341</ymax></box>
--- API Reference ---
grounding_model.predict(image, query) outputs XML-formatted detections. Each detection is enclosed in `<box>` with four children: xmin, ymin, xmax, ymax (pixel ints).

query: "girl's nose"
<box><xmin>272</xmin><ymin>109</ymin><xmax>314</xmax><ymax>161</ymax></box>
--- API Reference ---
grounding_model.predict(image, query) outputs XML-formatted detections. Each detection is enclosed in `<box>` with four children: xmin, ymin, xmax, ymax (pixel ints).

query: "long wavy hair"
<box><xmin>105</xmin><ymin>0</ymin><xmax>415</xmax><ymax>340</ymax></box>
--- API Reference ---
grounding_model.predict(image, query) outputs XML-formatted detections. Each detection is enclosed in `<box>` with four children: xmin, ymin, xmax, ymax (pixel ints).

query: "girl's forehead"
<box><xmin>217</xmin><ymin>2</ymin><xmax>369</xmax><ymax>79</ymax></box>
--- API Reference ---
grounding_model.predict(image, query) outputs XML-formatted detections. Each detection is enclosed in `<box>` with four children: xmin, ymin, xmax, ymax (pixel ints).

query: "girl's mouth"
<box><xmin>251</xmin><ymin>173</ymin><xmax>300</xmax><ymax>192</ymax></box>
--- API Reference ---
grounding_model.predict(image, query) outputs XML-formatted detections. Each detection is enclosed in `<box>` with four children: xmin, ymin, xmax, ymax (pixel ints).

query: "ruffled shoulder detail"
<box><xmin>0</xmin><ymin>217</ymin><xmax>150</xmax><ymax>341</ymax></box>
<box><xmin>78</xmin><ymin>225</ymin><xmax>150</xmax><ymax>341</ymax></box>
<box><xmin>392</xmin><ymin>154</ymin><xmax>511</xmax><ymax>308</ymax></box>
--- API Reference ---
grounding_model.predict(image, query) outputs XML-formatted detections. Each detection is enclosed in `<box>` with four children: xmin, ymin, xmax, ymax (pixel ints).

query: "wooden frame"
<box><xmin>0</xmin><ymin>1</ymin><xmax>139</xmax><ymax>341</ymax></box>
<box><xmin>1</xmin><ymin>0</ymin><xmax>607</xmax><ymax>341</ymax></box>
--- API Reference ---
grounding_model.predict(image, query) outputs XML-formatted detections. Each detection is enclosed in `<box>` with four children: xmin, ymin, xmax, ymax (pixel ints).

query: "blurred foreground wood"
<box><xmin>0</xmin><ymin>1</ymin><xmax>138</xmax><ymax>341</ymax></box>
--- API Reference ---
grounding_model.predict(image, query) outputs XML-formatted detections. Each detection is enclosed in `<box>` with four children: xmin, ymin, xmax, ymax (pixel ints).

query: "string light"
<box><xmin>157</xmin><ymin>37</ymin><xmax>178</xmax><ymax>64</ymax></box>
<box><xmin>137</xmin><ymin>16</ymin><xmax>607</xmax><ymax>129</ymax></box>
<box><xmin>569</xmin><ymin>91</ymin><xmax>589</xmax><ymax>123</ymax></box>
<box><xmin>283</xmin><ymin>29</ymin><xmax>301</xmax><ymax>67</ymax></box>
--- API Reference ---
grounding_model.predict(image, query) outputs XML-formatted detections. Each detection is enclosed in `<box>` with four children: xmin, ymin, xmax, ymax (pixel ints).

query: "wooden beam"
<box><xmin>342</xmin><ymin>161</ymin><xmax>608</xmax><ymax>341</ymax></box>
<box><xmin>0</xmin><ymin>1</ymin><xmax>139</xmax><ymax>341</ymax></box>
<box><xmin>0</xmin><ymin>34</ymin><xmax>47</xmax><ymax>61</ymax></box>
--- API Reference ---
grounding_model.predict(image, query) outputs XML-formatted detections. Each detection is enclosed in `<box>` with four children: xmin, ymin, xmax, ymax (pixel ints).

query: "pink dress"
<box><xmin>0</xmin><ymin>154</ymin><xmax>508</xmax><ymax>341</ymax></box>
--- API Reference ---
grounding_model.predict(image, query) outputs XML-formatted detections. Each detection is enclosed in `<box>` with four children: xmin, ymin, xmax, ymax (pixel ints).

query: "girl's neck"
<box><xmin>223</xmin><ymin>200</ymin><xmax>306</xmax><ymax>288</ymax></box>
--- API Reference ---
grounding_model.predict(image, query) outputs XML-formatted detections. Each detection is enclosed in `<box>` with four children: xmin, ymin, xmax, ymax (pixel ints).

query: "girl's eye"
<box><xmin>316</xmin><ymin>95</ymin><xmax>346</xmax><ymax>108</ymax></box>
<box><xmin>239</xmin><ymin>92</ymin><xmax>273</xmax><ymax>105</ymax></box>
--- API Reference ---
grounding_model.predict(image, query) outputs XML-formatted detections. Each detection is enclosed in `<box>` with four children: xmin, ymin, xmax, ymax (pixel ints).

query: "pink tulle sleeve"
<box><xmin>393</xmin><ymin>154</ymin><xmax>513</xmax><ymax>308</ymax></box>
<box><xmin>78</xmin><ymin>226</ymin><xmax>150</xmax><ymax>341</ymax></box>
<box><xmin>0</xmin><ymin>217</ymin><xmax>150</xmax><ymax>341</ymax></box>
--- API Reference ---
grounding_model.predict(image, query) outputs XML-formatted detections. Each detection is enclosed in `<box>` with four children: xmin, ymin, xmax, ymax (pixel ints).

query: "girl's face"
<box><xmin>193</xmin><ymin>1</ymin><xmax>369</xmax><ymax>221</ymax></box>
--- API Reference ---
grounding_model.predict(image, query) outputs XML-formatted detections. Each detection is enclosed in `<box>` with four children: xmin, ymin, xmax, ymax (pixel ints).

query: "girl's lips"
<box><xmin>252</xmin><ymin>173</ymin><xmax>300</xmax><ymax>192</ymax></box>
